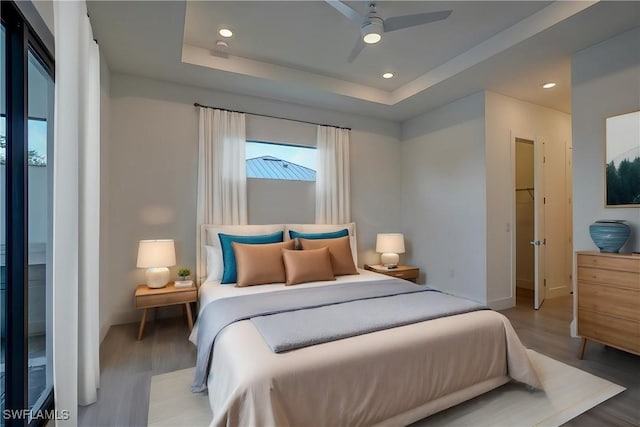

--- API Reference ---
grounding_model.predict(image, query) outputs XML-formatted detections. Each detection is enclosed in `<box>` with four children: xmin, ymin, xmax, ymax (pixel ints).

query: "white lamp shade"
<box><xmin>376</xmin><ymin>233</ymin><xmax>405</xmax><ymax>254</ymax></box>
<box><xmin>136</xmin><ymin>239</ymin><xmax>176</xmax><ymax>268</ymax></box>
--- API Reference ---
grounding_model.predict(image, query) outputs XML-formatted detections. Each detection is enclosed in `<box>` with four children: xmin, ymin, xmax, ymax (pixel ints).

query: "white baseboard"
<box><xmin>488</xmin><ymin>296</ymin><xmax>515</xmax><ymax>311</ymax></box>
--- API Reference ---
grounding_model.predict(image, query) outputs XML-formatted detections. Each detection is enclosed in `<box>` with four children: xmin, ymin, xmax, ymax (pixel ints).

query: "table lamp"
<box><xmin>376</xmin><ymin>233</ymin><xmax>405</xmax><ymax>268</ymax></box>
<box><xmin>137</xmin><ymin>239</ymin><xmax>176</xmax><ymax>288</ymax></box>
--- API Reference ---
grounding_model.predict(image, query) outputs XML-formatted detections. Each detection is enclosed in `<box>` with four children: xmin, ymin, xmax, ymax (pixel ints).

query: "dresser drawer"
<box><xmin>135</xmin><ymin>289</ymin><xmax>197</xmax><ymax>309</ymax></box>
<box><xmin>578</xmin><ymin>282</ymin><xmax>640</xmax><ymax>321</ymax></box>
<box><xmin>363</xmin><ymin>265</ymin><xmax>420</xmax><ymax>283</ymax></box>
<box><xmin>577</xmin><ymin>266</ymin><xmax>640</xmax><ymax>289</ymax></box>
<box><xmin>577</xmin><ymin>254</ymin><xmax>640</xmax><ymax>273</ymax></box>
<box><xmin>578</xmin><ymin>310</ymin><xmax>640</xmax><ymax>355</ymax></box>
<box><xmin>387</xmin><ymin>269</ymin><xmax>419</xmax><ymax>280</ymax></box>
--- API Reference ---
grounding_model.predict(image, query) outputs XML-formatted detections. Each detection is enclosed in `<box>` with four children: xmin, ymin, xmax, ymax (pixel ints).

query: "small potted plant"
<box><xmin>178</xmin><ymin>267</ymin><xmax>191</xmax><ymax>281</ymax></box>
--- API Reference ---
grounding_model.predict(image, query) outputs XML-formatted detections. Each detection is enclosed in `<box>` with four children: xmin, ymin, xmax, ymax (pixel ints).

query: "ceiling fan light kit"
<box><xmin>324</xmin><ymin>0</ymin><xmax>452</xmax><ymax>63</ymax></box>
<box><xmin>361</xmin><ymin>17</ymin><xmax>383</xmax><ymax>44</ymax></box>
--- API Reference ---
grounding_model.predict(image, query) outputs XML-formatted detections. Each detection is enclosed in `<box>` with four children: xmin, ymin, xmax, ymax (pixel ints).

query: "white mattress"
<box><xmin>189</xmin><ymin>268</ymin><xmax>388</xmax><ymax>343</ymax></box>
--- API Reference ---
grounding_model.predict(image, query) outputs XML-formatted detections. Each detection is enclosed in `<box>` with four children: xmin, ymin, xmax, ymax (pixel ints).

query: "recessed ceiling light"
<box><xmin>219</xmin><ymin>28</ymin><xmax>233</xmax><ymax>38</ymax></box>
<box><xmin>382</xmin><ymin>72</ymin><xmax>394</xmax><ymax>79</ymax></box>
<box><xmin>542</xmin><ymin>82</ymin><xmax>556</xmax><ymax>89</ymax></box>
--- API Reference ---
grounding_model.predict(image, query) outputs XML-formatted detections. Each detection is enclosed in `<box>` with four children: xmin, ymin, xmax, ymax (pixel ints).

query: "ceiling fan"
<box><xmin>324</xmin><ymin>1</ymin><xmax>452</xmax><ymax>63</ymax></box>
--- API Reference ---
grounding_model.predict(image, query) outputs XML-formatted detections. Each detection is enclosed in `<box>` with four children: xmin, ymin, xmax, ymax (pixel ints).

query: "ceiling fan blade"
<box><xmin>347</xmin><ymin>37</ymin><xmax>366</xmax><ymax>63</ymax></box>
<box><xmin>324</xmin><ymin>0</ymin><xmax>363</xmax><ymax>24</ymax></box>
<box><xmin>384</xmin><ymin>10</ymin><xmax>452</xmax><ymax>32</ymax></box>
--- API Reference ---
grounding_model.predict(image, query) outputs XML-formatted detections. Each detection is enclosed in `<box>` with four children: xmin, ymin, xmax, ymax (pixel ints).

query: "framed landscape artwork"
<box><xmin>605</xmin><ymin>110</ymin><xmax>640</xmax><ymax>207</ymax></box>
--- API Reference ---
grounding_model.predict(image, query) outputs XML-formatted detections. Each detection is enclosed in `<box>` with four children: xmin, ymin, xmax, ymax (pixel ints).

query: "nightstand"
<box><xmin>134</xmin><ymin>283</ymin><xmax>197</xmax><ymax>340</ymax></box>
<box><xmin>364</xmin><ymin>264</ymin><xmax>420</xmax><ymax>283</ymax></box>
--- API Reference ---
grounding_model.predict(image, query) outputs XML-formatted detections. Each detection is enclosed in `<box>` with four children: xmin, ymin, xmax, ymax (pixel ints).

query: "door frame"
<box><xmin>533</xmin><ymin>136</ymin><xmax>546</xmax><ymax>309</ymax></box>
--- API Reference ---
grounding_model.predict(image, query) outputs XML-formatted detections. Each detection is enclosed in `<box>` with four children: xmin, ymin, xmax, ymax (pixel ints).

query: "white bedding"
<box><xmin>191</xmin><ymin>272</ymin><xmax>542</xmax><ymax>426</ymax></box>
<box><xmin>189</xmin><ymin>269</ymin><xmax>387</xmax><ymax>343</ymax></box>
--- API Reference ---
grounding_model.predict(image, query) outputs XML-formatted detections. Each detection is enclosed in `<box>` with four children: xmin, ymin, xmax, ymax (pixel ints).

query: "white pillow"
<box><xmin>205</xmin><ymin>245</ymin><xmax>223</xmax><ymax>282</ymax></box>
<box><xmin>284</xmin><ymin>223</ymin><xmax>358</xmax><ymax>266</ymax></box>
<box><xmin>201</xmin><ymin>224</ymin><xmax>285</xmax><ymax>283</ymax></box>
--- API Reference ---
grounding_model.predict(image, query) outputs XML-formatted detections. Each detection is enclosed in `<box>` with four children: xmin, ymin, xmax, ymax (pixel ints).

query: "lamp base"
<box><xmin>146</xmin><ymin>267</ymin><xmax>170</xmax><ymax>288</ymax></box>
<box><xmin>380</xmin><ymin>253</ymin><xmax>399</xmax><ymax>268</ymax></box>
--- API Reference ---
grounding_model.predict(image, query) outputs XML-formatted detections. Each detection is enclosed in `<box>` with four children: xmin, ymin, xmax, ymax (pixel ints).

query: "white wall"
<box><xmin>572</xmin><ymin>27</ymin><xmax>640</xmax><ymax>254</ymax></box>
<box><xmin>485</xmin><ymin>91</ymin><xmax>572</xmax><ymax>308</ymax></box>
<box><xmin>106</xmin><ymin>73</ymin><xmax>401</xmax><ymax>325</ymax></box>
<box><xmin>401</xmin><ymin>92</ymin><xmax>487</xmax><ymax>303</ymax></box>
<box><xmin>400</xmin><ymin>91</ymin><xmax>571</xmax><ymax>307</ymax></box>
<box><xmin>571</xmin><ymin>28</ymin><xmax>640</xmax><ymax>334</ymax></box>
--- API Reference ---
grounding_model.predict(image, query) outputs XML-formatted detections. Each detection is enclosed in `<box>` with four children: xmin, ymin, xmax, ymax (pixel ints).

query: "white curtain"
<box><xmin>53</xmin><ymin>0</ymin><xmax>101</xmax><ymax>419</ymax></box>
<box><xmin>196</xmin><ymin>108</ymin><xmax>247</xmax><ymax>282</ymax></box>
<box><xmin>196</xmin><ymin>107</ymin><xmax>247</xmax><ymax>225</ymax></box>
<box><xmin>315</xmin><ymin>126</ymin><xmax>351</xmax><ymax>224</ymax></box>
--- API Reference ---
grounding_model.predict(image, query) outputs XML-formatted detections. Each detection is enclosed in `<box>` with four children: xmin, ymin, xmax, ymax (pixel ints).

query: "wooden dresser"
<box><xmin>576</xmin><ymin>251</ymin><xmax>640</xmax><ymax>358</ymax></box>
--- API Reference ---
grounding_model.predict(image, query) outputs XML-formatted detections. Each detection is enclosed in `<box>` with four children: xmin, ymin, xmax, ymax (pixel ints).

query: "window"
<box><xmin>246</xmin><ymin>141</ymin><xmax>316</xmax><ymax>181</ymax></box>
<box><xmin>0</xmin><ymin>117</ymin><xmax>48</xmax><ymax>166</ymax></box>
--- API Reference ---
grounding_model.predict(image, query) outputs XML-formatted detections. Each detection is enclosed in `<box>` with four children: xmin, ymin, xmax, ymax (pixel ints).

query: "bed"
<box><xmin>190</xmin><ymin>224</ymin><xmax>541</xmax><ymax>427</ymax></box>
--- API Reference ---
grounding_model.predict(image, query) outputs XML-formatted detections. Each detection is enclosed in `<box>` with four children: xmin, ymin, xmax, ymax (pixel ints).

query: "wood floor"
<box><xmin>78</xmin><ymin>295</ymin><xmax>640</xmax><ymax>426</ymax></box>
<box><xmin>508</xmin><ymin>292</ymin><xmax>639</xmax><ymax>426</ymax></box>
<box><xmin>77</xmin><ymin>314</ymin><xmax>196</xmax><ymax>426</ymax></box>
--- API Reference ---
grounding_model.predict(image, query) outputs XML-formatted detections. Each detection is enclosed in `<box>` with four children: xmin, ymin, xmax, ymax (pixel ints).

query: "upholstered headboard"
<box><xmin>196</xmin><ymin>222</ymin><xmax>357</xmax><ymax>286</ymax></box>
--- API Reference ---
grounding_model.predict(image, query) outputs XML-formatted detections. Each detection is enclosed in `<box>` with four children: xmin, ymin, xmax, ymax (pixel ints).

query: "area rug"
<box><xmin>147</xmin><ymin>350</ymin><xmax>625</xmax><ymax>427</ymax></box>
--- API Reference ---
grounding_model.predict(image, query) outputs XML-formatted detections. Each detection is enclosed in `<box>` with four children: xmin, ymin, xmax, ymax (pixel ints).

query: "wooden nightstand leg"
<box><xmin>578</xmin><ymin>337</ymin><xmax>587</xmax><ymax>359</ymax></box>
<box><xmin>185</xmin><ymin>303</ymin><xmax>194</xmax><ymax>331</ymax></box>
<box><xmin>137</xmin><ymin>308</ymin><xmax>148</xmax><ymax>341</ymax></box>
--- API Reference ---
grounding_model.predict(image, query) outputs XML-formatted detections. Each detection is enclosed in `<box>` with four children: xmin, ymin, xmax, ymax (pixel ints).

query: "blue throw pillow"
<box><xmin>289</xmin><ymin>228</ymin><xmax>349</xmax><ymax>240</ymax></box>
<box><xmin>219</xmin><ymin>231</ymin><xmax>284</xmax><ymax>284</ymax></box>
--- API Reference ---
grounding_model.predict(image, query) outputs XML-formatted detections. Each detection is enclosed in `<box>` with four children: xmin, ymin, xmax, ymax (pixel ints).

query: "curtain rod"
<box><xmin>193</xmin><ymin>103</ymin><xmax>351</xmax><ymax>131</ymax></box>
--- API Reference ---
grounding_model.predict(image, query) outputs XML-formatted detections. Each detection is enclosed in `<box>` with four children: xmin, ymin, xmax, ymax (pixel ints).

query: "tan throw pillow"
<box><xmin>232</xmin><ymin>240</ymin><xmax>295</xmax><ymax>287</ymax></box>
<box><xmin>298</xmin><ymin>236</ymin><xmax>358</xmax><ymax>276</ymax></box>
<box><xmin>282</xmin><ymin>247</ymin><xmax>335</xmax><ymax>286</ymax></box>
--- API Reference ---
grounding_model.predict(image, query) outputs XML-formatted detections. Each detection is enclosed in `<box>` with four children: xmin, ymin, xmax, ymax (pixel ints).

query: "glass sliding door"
<box><xmin>26</xmin><ymin>49</ymin><xmax>53</xmax><ymax>414</ymax></box>
<box><xmin>1</xmin><ymin>2</ymin><xmax>54</xmax><ymax>425</ymax></box>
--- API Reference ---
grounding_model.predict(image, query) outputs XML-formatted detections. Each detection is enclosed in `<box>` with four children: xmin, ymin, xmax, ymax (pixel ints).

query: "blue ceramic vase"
<box><xmin>589</xmin><ymin>220</ymin><xmax>631</xmax><ymax>253</ymax></box>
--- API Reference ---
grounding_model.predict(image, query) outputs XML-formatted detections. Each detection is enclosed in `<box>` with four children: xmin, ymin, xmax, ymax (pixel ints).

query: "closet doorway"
<box><xmin>514</xmin><ymin>137</ymin><xmax>546</xmax><ymax>309</ymax></box>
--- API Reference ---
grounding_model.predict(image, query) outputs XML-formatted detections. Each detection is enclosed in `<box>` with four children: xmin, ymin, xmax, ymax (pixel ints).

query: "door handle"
<box><xmin>530</xmin><ymin>240</ymin><xmax>542</xmax><ymax>246</ymax></box>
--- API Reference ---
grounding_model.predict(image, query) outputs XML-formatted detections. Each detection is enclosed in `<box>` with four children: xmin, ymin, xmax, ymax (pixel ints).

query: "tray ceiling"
<box><xmin>88</xmin><ymin>1</ymin><xmax>640</xmax><ymax>121</ymax></box>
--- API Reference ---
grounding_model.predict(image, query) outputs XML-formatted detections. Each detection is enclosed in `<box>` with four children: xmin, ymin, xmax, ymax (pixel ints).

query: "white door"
<box><xmin>533</xmin><ymin>138</ymin><xmax>546</xmax><ymax>309</ymax></box>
